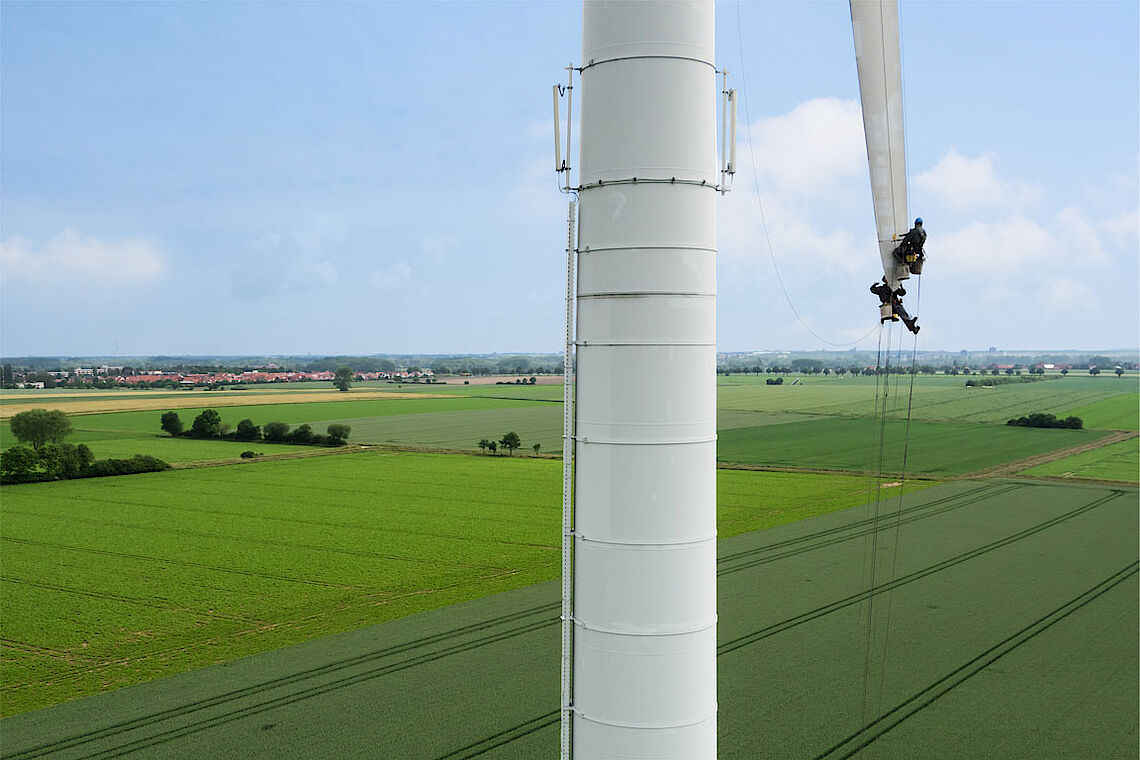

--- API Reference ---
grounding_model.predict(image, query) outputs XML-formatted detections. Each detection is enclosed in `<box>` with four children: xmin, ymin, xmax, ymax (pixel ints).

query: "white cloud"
<box><xmin>1038</xmin><ymin>278</ymin><xmax>1092</xmax><ymax>307</ymax></box>
<box><xmin>915</xmin><ymin>149</ymin><xmax>1041</xmax><ymax>213</ymax></box>
<box><xmin>1101</xmin><ymin>207</ymin><xmax>1139</xmax><ymax>246</ymax></box>
<box><xmin>932</xmin><ymin>205</ymin><xmax>1112</xmax><ymax>278</ymax></box>
<box><xmin>0</xmin><ymin>229</ymin><xmax>165</xmax><ymax>284</ymax></box>
<box><xmin>372</xmin><ymin>261</ymin><xmax>411</xmax><ymax>291</ymax></box>
<box><xmin>741</xmin><ymin>97</ymin><xmax>866</xmax><ymax>195</ymax></box>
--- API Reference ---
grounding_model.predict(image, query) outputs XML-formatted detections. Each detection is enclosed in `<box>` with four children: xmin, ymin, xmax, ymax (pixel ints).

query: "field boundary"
<box><xmin>969</xmin><ymin>430</ymin><xmax>1137</xmax><ymax>480</ymax></box>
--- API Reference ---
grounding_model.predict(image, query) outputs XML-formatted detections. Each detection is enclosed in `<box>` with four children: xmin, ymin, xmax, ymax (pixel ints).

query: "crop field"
<box><xmin>717</xmin><ymin>417</ymin><xmax>1108</xmax><ymax>476</ymax></box>
<box><xmin>1022</xmin><ymin>438</ymin><xmax>1139</xmax><ymax>483</ymax></box>
<box><xmin>0</xmin><ymin>452</ymin><xmax>920</xmax><ymax>716</ymax></box>
<box><xmin>0</xmin><ymin>390</ymin><xmax>451</xmax><ymax>419</ymax></box>
<box><xmin>1062</xmin><ymin>391</ymin><xmax>1139</xmax><ymax>430</ymax></box>
<box><xmin>8</xmin><ymin>375</ymin><xmax>1129</xmax><ymax>474</ymax></box>
<box><xmin>2</xmin><ymin>396</ymin><xmax>557</xmax><ymax>463</ymax></box>
<box><xmin>718</xmin><ymin>374</ymin><xmax>1137</xmax><ymax>424</ymax></box>
<box><xmin>4</xmin><ymin>479</ymin><xmax>1135</xmax><ymax>759</ymax></box>
<box><xmin>68</xmin><ymin>432</ymin><xmax>302</xmax><ymax>464</ymax></box>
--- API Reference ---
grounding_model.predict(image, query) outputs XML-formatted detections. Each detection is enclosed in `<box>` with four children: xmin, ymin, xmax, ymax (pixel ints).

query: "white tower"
<box><xmin>568</xmin><ymin>1</ymin><xmax>719</xmax><ymax>757</ymax></box>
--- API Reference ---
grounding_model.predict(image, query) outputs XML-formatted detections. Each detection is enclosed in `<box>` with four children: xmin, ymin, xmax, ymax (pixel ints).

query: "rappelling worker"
<box><xmin>870</xmin><ymin>278</ymin><xmax>920</xmax><ymax>334</ymax></box>
<box><xmin>893</xmin><ymin>217</ymin><xmax>926</xmax><ymax>274</ymax></box>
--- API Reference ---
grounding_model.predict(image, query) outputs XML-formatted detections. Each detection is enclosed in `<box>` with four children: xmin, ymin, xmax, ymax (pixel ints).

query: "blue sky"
<box><xmin>2</xmin><ymin>1</ymin><xmax>1136</xmax><ymax>356</ymax></box>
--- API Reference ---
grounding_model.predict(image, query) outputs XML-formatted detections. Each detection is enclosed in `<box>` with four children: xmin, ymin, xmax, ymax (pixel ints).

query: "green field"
<box><xmin>0</xmin><ymin>452</ymin><xmax>923</xmax><ymax>716</ymax></box>
<box><xmin>718</xmin><ymin>374</ymin><xmax>1137</xmax><ymax>424</ymax></box>
<box><xmin>65</xmin><ymin>432</ymin><xmax>301</xmax><ymax>464</ymax></box>
<box><xmin>717</xmin><ymin>417</ymin><xmax>1107</xmax><ymax>476</ymax></box>
<box><xmin>9</xmin><ymin>375</ymin><xmax>1128</xmax><ymax>473</ymax></box>
<box><xmin>2</xmin><ymin>396</ymin><xmax>557</xmax><ymax>463</ymax></box>
<box><xmin>3</xmin><ymin>479</ymin><xmax>1134</xmax><ymax>758</ymax></box>
<box><xmin>1062</xmin><ymin>391</ymin><xmax>1139</xmax><ymax>430</ymax></box>
<box><xmin>1022</xmin><ymin>438</ymin><xmax>1139</xmax><ymax>482</ymax></box>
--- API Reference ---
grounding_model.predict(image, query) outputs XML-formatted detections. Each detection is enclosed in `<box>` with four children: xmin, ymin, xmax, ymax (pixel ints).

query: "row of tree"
<box><xmin>160</xmin><ymin>410</ymin><xmax>351</xmax><ymax>446</ymax></box>
<box><xmin>1</xmin><ymin>443</ymin><xmax>170</xmax><ymax>483</ymax></box>
<box><xmin>476</xmin><ymin>432</ymin><xmax>540</xmax><ymax>456</ymax></box>
<box><xmin>2</xmin><ymin>409</ymin><xmax>170</xmax><ymax>483</ymax></box>
<box><xmin>1007</xmin><ymin>413</ymin><xmax>1083</xmax><ymax>430</ymax></box>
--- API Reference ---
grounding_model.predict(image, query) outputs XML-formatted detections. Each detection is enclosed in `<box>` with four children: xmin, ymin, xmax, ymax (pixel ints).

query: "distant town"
<box><xmin>2</xmin><ymin>365</ymin><xmax>439</xmax><ymax>390</ymax></box>
<box><xmin>1</xmin><ymin>349</ymin><xmax>1135</xmax><ymax>390</ymax></box>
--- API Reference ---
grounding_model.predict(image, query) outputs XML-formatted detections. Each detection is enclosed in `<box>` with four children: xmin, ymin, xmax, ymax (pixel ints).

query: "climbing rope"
<box><xmin>858</xmin><ymin>318</ymin><xmax>893</xmax><ymax>732</ymax></box>
<box><xmin>873</xmin><ymin>278</ymin><xmax>922</xmax><ymax>716</ymax></box>
<box><xmin>858</xmin><ymin>279</ymin><xmax>922</xmax><ymax>741</ymax></box>
<box><xmin>735</xmin><ymin>3</ymin><xmax>879</xmax><ymax>349</ymax></box>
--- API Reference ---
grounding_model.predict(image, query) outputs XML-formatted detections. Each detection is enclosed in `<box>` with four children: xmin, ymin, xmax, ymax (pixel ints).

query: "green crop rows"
<box><xmin>717</xmin><ymin>417</ymin><xmax>1108</xmax><ymax>476</ymax></box>
<box><xmin>0</xmin><ymin>452</ymin><xmax>916</xmax><ymax>715</ymax></box>
<box><xmin>3</xmin><ymin>479</ymin><xmax>1134</xmax><ymax>759</ymax></box>
<box><xmin>1062</xmin><ymin>392</ymin><xmax>1139</xmax><ymax>430</ymax></box>
<box><xmin>1022</xmin><ymin>438</ymin><xmax>1139</xmax><ymax>482</ymax></box>
<box><xmin>9</xmin><ymin>375</ymin><xmax>1132</xmax><ymax>473</ymax></box>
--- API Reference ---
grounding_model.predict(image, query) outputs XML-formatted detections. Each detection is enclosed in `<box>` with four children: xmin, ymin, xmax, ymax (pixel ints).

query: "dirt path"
<box><xmin>964</xmin><ymin>429</ymin><xmax>1138</xmax><ymax>479</ymax></box>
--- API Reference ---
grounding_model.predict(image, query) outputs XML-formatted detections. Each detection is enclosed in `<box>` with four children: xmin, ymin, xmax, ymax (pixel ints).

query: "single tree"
<box><xmin>9</xmin><ymin>408</ymin><xmax>72</xmax><ymax>449</ymax></box>
<box><xmin>1089</xmin><ymin>367</ymin><xmax>1101</xmax><ymax>376</ymax></box>
<box><xmin>1116</xmin><ymin>367</ymin><xmax>1124</xmax><ymax>377</ymax></box>
<box><xmin>235</xmin><ymin>418</ymin><xmax>260</xmax><ymax>441</ymax></box>
<box><xmin>487</xmin><ymin>440</ymin><xmax>498</xmax><ymax>455</ymax></box>
<box><xmin>334</xmin><ymin>366</ymin><xmax>353</xmax><ymax>392</ymax></box>
<box><xmin>190</xmin><ymin>409</ymin><xmax>223</xmax><ymax>438</ymax></box>
<box><xmin>532</xmin><ymin>443</ymin><xmax>541</xmax><ymax>455</ymax></box>
<box><xmin>1061</xmin><ymin>368</ymin><xmax>1069</xmax><ymax>376</ymax></box>
<box><xmin>263</xmin><ymin>421</ymin><xmax>290</xmax><ymax>442</ymax></box>
<box><xmin>499</xmin><ymin>431</ymin><xmax>521</xmax><ymax>456</ymax></box>
<box><xmin>327</xmin><ymin>423</ymin><xmax>351</xmax><ymax>444</ymax></box>
<box><xmin>478</xmin><ymin>438</ymin><xmax>490</xmax><ymax>454</ymax></box>
<box><xmin>160</xmin><ymin>411</ymin><xmax>184</xmax><ymax>437</ymax></box>
<box><xmin>1</xmin><ymin>364</ymin><xmax>13</xmax><ymax>385</ymax></box>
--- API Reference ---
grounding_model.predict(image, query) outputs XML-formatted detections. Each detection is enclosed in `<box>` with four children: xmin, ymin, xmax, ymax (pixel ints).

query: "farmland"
<box><xmin>1022</xmin><ymin>438</ymin><xmax>1139</xmax><ymax>483</ymax></box>
<box><xmin>716</xmin><ymin>417</ymin><xmax>1109</xmax><ymax>476</ymax></box>
<box><xmin>5</xmin><ymin>374</ymin><xmax>1134</xmax><ymax>471</ymax></box>
<box><xmin>0</xmin><ymin>452</ymin><xmax>925</xmax><ymax>716</ymax></box>
<box><xmin>1</xmin><ymin>371</ymin><xmax>1136</xmax><ymax>744</ymax></box>
<box><xmin>3</xmin><ymin>478</ymin><xmax>1135</xmax><ymax>758</ymax></box>
<box><xmin>718</xmin><ymin>374</ymin><xmax>1137</xmax><ymax>424</ymax></box>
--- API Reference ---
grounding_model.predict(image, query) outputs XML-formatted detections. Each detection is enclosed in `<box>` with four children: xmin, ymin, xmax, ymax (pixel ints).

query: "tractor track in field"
<box><xmin>11</xmin><ymin>484</ymin><xmax>1125</xmax><ymax>760</ymax></box>
<box><xmin>813</xmin><ymin>561</ymin><xmax>1139</xmax><ymax>760</ymax></box>
<box><xmin>0</xmin><ymin>537</ymin><xmax>364</xmax><ymax>591</ymax></box>
<box><xmin>966</xmin><ymin>429</ymin><xmax>1137</xmax><ymax>480</ymax></box>
<box><xmin>2</xmin><ymin>508</ymin><xmax>511</xmax><ymax>572</ymax></box>
<box><xmin>440</xmin><ymin>488</ymin><xmax>1128</xmax><ymax>760</ymax></box>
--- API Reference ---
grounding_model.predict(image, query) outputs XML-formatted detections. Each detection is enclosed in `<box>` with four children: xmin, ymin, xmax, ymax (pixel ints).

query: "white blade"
<box><xmin>851</xmin><ymin>0</ymin><xmax>908</xmax><ymax>287</ymax></box>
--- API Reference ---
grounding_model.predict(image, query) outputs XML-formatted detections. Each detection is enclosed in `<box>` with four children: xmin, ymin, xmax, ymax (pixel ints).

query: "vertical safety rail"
<box><xmin>560</xmin><ymin>198</ymin><xmax>577</xmax><ymax>760</ymax></box>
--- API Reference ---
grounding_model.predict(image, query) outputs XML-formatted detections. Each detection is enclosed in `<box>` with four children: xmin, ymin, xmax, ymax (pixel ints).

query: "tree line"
<box><xmin>476</xmin><ymin>432</ymin><xmax>540</xmax><ymax>456</ymax></box>
<box><xmin>1</xmin><ymin>409</ymin><xmax>169</xmax><ymax>484</ymax></box>
<box><xmin>1006</xmin><ymin>413</ymin><xmax>1083</xmax><ymax>430</ymax></box>
<box><xmin>160</xmin><ymin>410</ymin><xmax>351</xmax><ymax>446</ymax></box>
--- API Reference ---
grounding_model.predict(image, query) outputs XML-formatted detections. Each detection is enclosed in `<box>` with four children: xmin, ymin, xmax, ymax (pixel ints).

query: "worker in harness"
<box><xmin>893</xmin><ymin>217</ymin><xmax>926</xmax><ymax>274</ymax></box>
<box><xmin>870</xmin><ymin>278</ymin><xmax>920</xmax><ymax>334</ymax></box>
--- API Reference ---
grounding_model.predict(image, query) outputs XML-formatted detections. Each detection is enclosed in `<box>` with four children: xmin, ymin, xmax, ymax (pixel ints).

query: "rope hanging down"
<box><xmin>735</xmin><ymin>3</ymin><xmax>878</xmax><ymax>349</ymax></box>
<box><xmin>857</xmin><ymin>278</ymin><xmax>921</xmax><ymax>738</ymax></box>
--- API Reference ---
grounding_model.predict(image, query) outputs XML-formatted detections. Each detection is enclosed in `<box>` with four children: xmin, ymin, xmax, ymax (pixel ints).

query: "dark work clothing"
<box><xmin>870</xmin><ymin>280</ymin><xmax>919</xmax><ymax>334</ymax></box>
<box><xmin>894</xmin><ymin>225</ymin><xmax>926</xmax><ymax>263</ymax></box>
